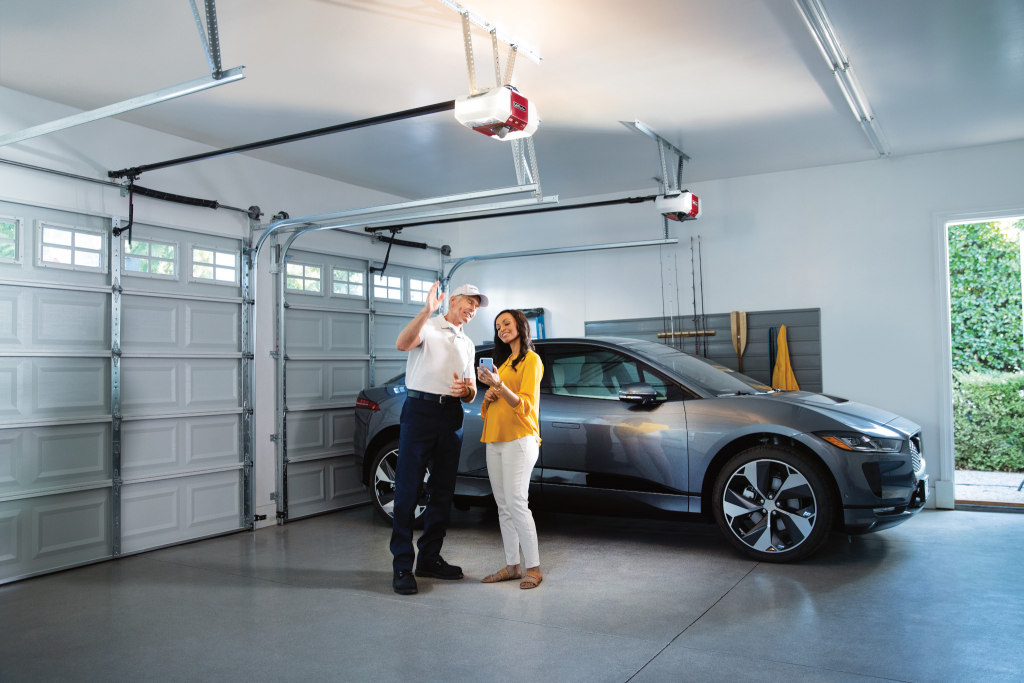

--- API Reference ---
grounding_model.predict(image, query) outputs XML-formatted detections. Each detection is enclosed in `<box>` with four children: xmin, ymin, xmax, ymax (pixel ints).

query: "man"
<box><xmin>390</xmin><ymin>281</ymin><xmax>487</xmax><ymax>595</ymax></box>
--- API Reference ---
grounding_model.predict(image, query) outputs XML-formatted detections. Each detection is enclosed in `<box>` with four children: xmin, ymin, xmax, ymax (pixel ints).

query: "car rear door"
<box><xmin>538</xmin><ymin>343</ymin><xmax>688</xmax><ymax>513</ymax></box>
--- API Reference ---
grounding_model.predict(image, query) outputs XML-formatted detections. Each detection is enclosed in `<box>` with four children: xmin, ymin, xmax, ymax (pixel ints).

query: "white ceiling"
<box><xmin>1</xmin><ymin>0</ymin><xmax>1022</xmax><ymax>199</ymax></box>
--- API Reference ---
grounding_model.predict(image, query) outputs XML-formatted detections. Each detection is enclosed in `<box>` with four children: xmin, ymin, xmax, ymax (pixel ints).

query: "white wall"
<box><xmin>0</xmin><ymin>85</ymin><xmax>451</xmax><ymax>527</ymax></box>
<box><xmin>451</xmin><ymin>139</ymin><xmax>1024</xmax><ymax>506</ymax></box>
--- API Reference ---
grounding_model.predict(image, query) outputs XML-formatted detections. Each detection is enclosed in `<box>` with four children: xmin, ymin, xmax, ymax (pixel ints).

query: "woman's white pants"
<box><xmin>485</xmin><ymin>435</ymin><xmax>540</xmax><ymax>568</ymax></box>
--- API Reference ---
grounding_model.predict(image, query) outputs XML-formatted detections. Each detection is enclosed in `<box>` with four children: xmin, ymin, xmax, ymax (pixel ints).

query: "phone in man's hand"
<box><xmin>479</xmin><ymin>357</ymin><xmax>494</xmax><ymax>372</ymax></box>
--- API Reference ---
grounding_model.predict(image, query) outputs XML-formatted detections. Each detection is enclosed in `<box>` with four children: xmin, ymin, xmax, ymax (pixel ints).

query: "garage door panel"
<box><xmin>121</xmin><ymin>359</ymin><xmax>178</xmax><ymax>414</ymax></box>
<box><xmin>121</xmin><ymin>415</ymin><xmax>240</xmax><ymax>478</ymax></box>
<box><xmin>121</xmin><ymin>470</ymin><xmax>240</xmax><ymax>554</ymax></box>
<box><xmin>0</xmin><ymin>424</ymin><xmax>111</xmax><ymax>495</ymax></box>
<box><xmin>330</xmin><ymin>409</ymin><xmax>356</xmax><ymax>453</ymax></box>
<box><xmin>287</xmin><ymin>360</ymin><xmax>366</xmax><ymax>408</ymax></box>
<box><xmin>285</xmin><ymin>311</ymin><xmax>325</xmax><ymax>351</ymax></box>
<box><xmin>287</xmin><ymin>455</ymin><xmax>366</xmax><ymax>519</ymax></box>
<box><xmin>122</xmin><ymin>298</ymin><xmax>238</xmax><ymax>354</ymax></box>
<box><xmin>121</xmin><ymin>297</ymin><xmax>178</xmax><ymax>349</ymax></box>
<box><xmin>33</xmin><ymin>290</ymin><xmax>109</xmax><ymax>348</ymax></box>
<box><xmin>374</xmin><ymin>360</ymin><xmax>406</xmax><ymax>385</ymax></box>
<box><xmin>185</xmin><ymin>360</ymin><xmax>239</xmax><ymax>408</ymax></box>
<box><xmin>0</xmin><ymin>488</ymin><xmax>112</xmax><ymax>583</ymax></box>
<box><xmin>373</xmin><ymin>316</ymin><xmax>410</xmax><ymax>357</ymax></box>
<box><xmin>35</xmin><ymin>361</ymin><xmax>109</xmax><ymax>414</ymax></box>
<box><xmin>0</xmin><ymin>290</ymin><xmax>18</xmax><ymax>343</ymax></box>
<box><xmin>121</xmin><ymin>359</ymin><xmax>239</xmax><ymax>415</ymax></box>
<box><xmin>329</xmin><ymin>313</ymin><xmax>368</xmax><ymax>354</ymax></box>
<box><xmin>286</xmin><ymin>412</ymin><xmax>326</xmax><ymax>457</ymax></box>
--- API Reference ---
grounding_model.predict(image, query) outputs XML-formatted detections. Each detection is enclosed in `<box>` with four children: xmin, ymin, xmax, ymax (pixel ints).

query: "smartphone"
<box><xmin>479</xmin><ymin>357</ymin><xmax>494</xmax><ymax>372</ymax></box>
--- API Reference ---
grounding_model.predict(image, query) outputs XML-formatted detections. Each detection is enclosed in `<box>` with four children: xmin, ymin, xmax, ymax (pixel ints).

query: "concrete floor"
<box><xmin>1</xmin><ymin>507</ymin><xmax>1022</xmax><ymax>683</ymax></box>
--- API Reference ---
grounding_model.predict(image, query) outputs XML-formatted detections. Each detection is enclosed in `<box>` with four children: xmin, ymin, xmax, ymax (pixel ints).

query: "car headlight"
<box><xmin>816</xmin><ymin>431</ymin><xmax>903</xmax><ymax>453</ymax></box>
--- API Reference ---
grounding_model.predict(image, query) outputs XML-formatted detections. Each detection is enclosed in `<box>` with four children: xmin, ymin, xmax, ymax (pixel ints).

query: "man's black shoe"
<box><xmin>393</xmin><ymin>570</ymin><xmax>418</xmax><ymax>595</ymax></box>
<box><xmin>415</xmin><ymin>556</ymin><xmax>464</xmax><ymax>580</ymax></box>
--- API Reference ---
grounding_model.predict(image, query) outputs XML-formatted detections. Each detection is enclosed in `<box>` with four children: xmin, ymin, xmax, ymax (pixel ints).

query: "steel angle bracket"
<box><xmin>0</xmin><ymin>68</ymin><xmax>245</xmax><ymax>148</ymax></box>
<box><xmin>623</xmin><ymin>120</ymin><xmax>689</xmax><ymax>194</ymax></box>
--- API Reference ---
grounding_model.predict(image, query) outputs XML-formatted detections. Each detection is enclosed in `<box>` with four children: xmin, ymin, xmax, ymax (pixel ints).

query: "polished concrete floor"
<box><xmin>1</xmin><ymin>506</ymin><xmax>1022</xmax><ymax>683</ymax></box>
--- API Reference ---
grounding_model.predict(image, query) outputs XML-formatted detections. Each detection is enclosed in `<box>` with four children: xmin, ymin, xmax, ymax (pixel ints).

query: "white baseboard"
<box><xmin>934</xmin><ymin>480</ymin><xmax>956</xmax><ymax>509</ymax></box>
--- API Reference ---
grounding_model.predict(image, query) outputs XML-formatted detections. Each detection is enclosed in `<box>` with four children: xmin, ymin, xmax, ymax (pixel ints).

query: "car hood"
<box><xmin>768</xmin><ymin>392</ymin><xmax>921</xmax><ymax>437</ymax></box>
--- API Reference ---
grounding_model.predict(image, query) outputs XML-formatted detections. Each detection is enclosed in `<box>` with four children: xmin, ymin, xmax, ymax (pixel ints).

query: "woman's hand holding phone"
<box><xmin>477</xmin><ymin>360</ymin><xmax>500</xmax><ymax>388</ymax></box>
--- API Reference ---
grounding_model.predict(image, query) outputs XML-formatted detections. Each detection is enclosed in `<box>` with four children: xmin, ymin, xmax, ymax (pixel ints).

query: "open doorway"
<box><xmin>947</xmin><ymin>217</ymin><xmax>1024</xmax><ymax>508</ymax></box>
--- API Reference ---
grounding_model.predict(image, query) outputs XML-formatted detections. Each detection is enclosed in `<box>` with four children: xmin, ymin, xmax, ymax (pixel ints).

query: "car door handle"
<box><xmin>551</xmin><ymin>422</ymin><xmax>580</xmax><ymax>429</ymax></box>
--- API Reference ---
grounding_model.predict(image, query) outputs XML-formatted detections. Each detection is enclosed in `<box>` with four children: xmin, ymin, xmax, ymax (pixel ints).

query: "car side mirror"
<box><xmin>619</xmin><ymin>382</ymin><xmax>658</xmax><ymax>404</ymax></box>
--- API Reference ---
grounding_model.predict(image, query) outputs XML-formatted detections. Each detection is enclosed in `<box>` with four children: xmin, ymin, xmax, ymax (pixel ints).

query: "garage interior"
<box><xmin>1</xmin><ymin>1</ymin><xmax>1023</xmax><ymax>682</ymax></box>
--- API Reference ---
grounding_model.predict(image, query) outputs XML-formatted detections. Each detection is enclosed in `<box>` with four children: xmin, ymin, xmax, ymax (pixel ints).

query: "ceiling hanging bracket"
<box><xmin>503</xmin><ymin>44</ymin><xmax>518</xmax><ymax>86</ymax></box>
<box><xmin>461</xmin><ymin>11</ymin><xmax>478</xmax><ymax>95</ymax></box>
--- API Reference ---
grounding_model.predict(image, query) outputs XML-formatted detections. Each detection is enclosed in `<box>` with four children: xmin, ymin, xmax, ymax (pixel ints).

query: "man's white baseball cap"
<box><xmin>451</xmin><ymin>284</ymin><xmax>489</xmax><ymax>307</ymax></box>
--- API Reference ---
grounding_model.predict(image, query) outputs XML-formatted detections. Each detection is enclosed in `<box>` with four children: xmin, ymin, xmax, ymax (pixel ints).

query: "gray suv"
<box><xmin>354</xmin><ymin>337</ymin><xmax>928</xmax><ymax>562</ymax></box>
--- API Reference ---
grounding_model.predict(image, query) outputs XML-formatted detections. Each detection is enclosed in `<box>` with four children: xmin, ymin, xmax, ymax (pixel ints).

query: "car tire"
<box><xmin>369</xmin><ymin>439</ymin><xmax>429</xmax><ymax>530</ymax></box>
<box><xmin>712</xmin><ymin>445</ymin><xmax>834</xmax><ymax>563</ymax></box>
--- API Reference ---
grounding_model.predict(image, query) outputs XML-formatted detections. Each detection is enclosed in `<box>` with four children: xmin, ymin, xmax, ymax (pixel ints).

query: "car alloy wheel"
<box><xmin>713</xmin><ymin>446</ymin><xmax>833</xmax><ymax>562</ymax></box>
<box><xmin>371</xmin><ymin>440</ymin><xmax>429</xmax><ymax>528</ymax></box>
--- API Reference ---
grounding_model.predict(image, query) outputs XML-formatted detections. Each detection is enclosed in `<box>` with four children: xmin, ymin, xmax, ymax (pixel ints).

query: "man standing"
<box><xmin>390</xmin><ymin>281</ymin><xmax>487</xmax><ymax>595</ymax></box>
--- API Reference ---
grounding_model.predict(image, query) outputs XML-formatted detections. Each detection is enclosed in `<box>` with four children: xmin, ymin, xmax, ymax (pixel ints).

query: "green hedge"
<box><xmin>953</xmin><ymin>371</ymin><xmax>1024</xmax><ymax>472</ymax></box>
<box><xmin>948</xmin><ymin>220</ymin><xmax>1024</xmax><ymax>374</ymax></box>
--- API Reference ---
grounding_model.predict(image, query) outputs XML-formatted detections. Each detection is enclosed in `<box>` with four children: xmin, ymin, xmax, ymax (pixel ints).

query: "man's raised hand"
<box><xmin>423</xmin><ymin>281</ymin><xmax>443</xmax><ymax>314</ymax></box>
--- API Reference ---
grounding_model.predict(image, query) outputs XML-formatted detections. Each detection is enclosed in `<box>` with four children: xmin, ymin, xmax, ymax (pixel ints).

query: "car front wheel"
<box><xmin>370</xmin><ymin>439</ymin><xmax>428</xmax><ymax>529</ymax></box>
<box><xmin>712</xmin><ymin>445</ymin><xmax>834</xmax><ymax>562</ymax></box>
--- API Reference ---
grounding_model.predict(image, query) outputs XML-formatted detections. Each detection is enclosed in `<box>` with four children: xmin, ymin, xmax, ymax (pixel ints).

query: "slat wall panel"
<box><xmin>585</xmin><ymin>308</ymin><xmax>823</xmax><ymax>393</ymax></box>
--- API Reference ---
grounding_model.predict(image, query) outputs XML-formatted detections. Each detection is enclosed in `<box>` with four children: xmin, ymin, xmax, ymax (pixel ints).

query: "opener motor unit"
<box><xmin>655</xmin><ymin>192</ymin><xmax>701</xmax><ymax>221</ymax></box>
<box><xmin>455</xmin><ymin>86</ymin><xmax>539</xmax><ymax>140</ymax></box>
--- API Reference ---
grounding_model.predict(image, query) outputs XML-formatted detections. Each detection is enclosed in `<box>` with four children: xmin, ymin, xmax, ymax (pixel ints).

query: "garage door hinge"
<box><xmin>111</xmin><ymin>343</ymin><xmax>121</xmax><ymax>357</ymax></box>
<box><xmin>283</xmin><ymin>302</ymin><xmax>291</xmax><ymax>308</ymax></box>
<box><xmin>243</xmin><ymin>297</ymin><xmax>255</xmax><ymax>305</ymax></box>
<box><xmin>253</xmin><ymin>514</ymin><xmax>267</xmax><ymax>521</ymax></box>
<box><xmin>243</xmin><ymin>352</ymin><xmax>254</xmax><ymax>360</ymax></box>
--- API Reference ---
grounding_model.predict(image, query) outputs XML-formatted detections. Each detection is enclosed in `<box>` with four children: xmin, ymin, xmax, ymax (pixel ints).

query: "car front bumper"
<box><xmin>844</xmin><ymin>474</ymin><xmax>928</xmax><ymax>534</ymax></box>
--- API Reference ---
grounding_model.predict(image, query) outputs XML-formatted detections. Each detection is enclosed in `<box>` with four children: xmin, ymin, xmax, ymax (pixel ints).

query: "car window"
<box><xmin>546</xmin><ymin>345</ymin><xmax>640</xmax><ymax>400</ymax></box>
<box><xmin>619</xmin><ymin>339</ymin><xmax>774</xmax><ymax>395</ymax></box>
<box><xmin>640</xmin><ymin>365</ymin><xmax>691</xmax><ymax>401</ymax></box>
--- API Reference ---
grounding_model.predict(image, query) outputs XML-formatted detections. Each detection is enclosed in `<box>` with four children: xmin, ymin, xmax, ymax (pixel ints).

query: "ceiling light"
<box><xmin>793</xmin><ymin>0</ymin><xmax>890</xmax><ymax>157</ymax></box>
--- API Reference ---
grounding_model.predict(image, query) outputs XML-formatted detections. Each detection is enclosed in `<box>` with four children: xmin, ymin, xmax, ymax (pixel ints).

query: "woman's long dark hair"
<box><xmin>492</xmin><ymin>309</ymin><xmax>534</xmax><ymax>371</ymax></box>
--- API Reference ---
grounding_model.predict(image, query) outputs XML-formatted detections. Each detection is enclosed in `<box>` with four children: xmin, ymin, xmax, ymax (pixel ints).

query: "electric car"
<box><xmin>354</xmin><ymin>337</ymin><xmax>928</xmax><ymax>562</ymax></box>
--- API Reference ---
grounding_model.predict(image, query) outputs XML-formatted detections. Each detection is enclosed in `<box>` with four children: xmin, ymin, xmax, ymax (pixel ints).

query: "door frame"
<box><xmin>933</xmin><ymin>205</ymin><xmax>1024</xmax><ymax>508</ymax></box>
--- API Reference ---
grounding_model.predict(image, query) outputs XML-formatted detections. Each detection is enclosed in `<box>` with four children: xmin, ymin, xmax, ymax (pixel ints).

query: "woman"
<box><xmin>476</xmin><ymin>309</ymin><xmax>544</xmax><ymax>589</ymax></box>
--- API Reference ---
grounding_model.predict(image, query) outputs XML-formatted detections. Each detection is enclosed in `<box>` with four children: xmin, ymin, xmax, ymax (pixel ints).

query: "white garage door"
<box><xmin>0</xmin><ymin>199</ymin><xmax>252</xmax><ymax>584</ymax></box>
<box><xmin>280</xmin><ymin>248</ymin><xmax>437</xmax><ymax>521</ymax></box>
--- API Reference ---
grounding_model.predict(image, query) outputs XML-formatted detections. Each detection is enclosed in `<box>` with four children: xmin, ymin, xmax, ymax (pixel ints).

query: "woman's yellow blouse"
<box><xmin>480</xmin><ymin>350</ymin><xmax>543</xmax><ymax>444</ymax></box>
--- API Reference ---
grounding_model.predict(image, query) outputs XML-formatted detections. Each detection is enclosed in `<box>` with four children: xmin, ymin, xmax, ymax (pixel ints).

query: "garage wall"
<box><xmin>453</xmin><ymin>138</ymin><xmax>1024</xmax><ymax>507</ymax></box>
<box><xmin>0</xmin><ymin>85</ymin><xmax>446</xmax><ymax>533</ymax></box>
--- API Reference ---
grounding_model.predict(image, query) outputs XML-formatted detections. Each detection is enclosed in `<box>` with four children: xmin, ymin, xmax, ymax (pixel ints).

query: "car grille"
<box><xmin>909</xmin><ymin>434</ymin><xmax>922</xmax><ymax>473</ymax></box>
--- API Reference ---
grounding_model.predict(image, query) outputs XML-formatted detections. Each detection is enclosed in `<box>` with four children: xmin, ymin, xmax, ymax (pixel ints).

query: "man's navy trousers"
<box><xmin>390</xmin><ymin>395</ymin><xmax>465</xmax><ymax>572</ymax></box>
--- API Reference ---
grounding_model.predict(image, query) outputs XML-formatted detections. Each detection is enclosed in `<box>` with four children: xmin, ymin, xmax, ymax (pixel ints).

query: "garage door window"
<box><xmin>38</xmin><ymin>222</ymin><xmax>106</xmax><ymax>272</ymax></box>
<box><xmin>373</xmin><ymin>274</ymin><xmax>402</xmax><ymax>301</ymax></box>
<box><xmin>286</xmin><ymin>262</ymin><xmax>323</xmax><ymax>294</ymax></box>
<box><xmin>332</xmin><ymin>268</ymin><xmax>364</xmax><ymax>298</ymax></box>
<box><xmin>0</xmin><ymin>216</ymin><xmax>21</xmax><ymax>263</ymax></box>
<box><xmin>546</xmin><ymin>346</ymin><xmax>640</xmax><ymax>399</ymax></box>
<box><xmin>191</xmin><ymin>246</ymin><xmax>238</xmax><ymax>285</ymax></box>
<box><xmin>123</xmin><ymin>238</ymin><xmax>177</xmax><ymax>279</ymax></box>
<box><xmin>409</xmin><ymin>278</ymin><xmax>433</xmax><ymax>303</ymax></box>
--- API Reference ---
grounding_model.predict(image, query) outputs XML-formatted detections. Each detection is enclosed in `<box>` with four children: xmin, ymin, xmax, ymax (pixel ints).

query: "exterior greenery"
<box><xmin>953</xmin><ymin>372</ymin><xmax>1024</xmax><ymax>472</ymax></box>
<box><xmin>948</xmin><ymin>220</ymin><xmax>1024</xmax><ymax>472</ymax></box>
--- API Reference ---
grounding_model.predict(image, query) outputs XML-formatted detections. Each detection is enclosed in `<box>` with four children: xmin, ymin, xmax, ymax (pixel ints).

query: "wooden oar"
<box><xmin>730</xmin><ymin>311</ymin><xmax>747</xmax><ymax>373</ymax></box>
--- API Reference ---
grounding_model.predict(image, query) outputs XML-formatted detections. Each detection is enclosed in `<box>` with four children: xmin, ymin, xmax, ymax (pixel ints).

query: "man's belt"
<box><xmin>407</xmin><ymin>389</ymin><xmax>461</xmax><ymax>404</ymax></box>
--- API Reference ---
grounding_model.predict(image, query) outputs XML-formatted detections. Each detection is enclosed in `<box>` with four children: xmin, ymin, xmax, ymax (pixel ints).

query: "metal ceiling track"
<box><xmin>109</xmin><ymin>100</ymin><xmax>457</xmax><ymax>179</ymax></box>
<box><xmin>792</xmin><ymin>0</ymin><xmax>890</xmax><ymax>157</ymax></box>
<box><xmin>0</xmin><ymin>0</ymin><xmax>243</xmax><ymax>149</ymax></box>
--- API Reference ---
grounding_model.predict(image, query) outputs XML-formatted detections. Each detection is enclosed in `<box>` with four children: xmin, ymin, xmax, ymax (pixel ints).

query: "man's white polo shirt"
<box><xmin>405</xmin><ymin>315</ymin><xmax>475</xmax><ymax>396</ymax></box>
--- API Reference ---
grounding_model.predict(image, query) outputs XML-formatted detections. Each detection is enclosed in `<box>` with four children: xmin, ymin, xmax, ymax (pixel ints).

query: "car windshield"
<box><xmin>619</xmin><ymin>340</ymin><xmax>774</xmax><ymax>396</ymax></box>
